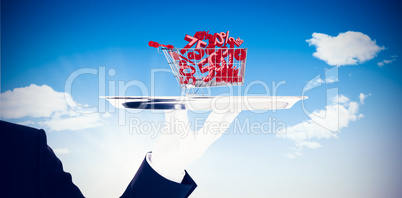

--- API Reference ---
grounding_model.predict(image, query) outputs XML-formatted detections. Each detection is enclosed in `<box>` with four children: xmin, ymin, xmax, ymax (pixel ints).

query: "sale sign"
<box><xmin>150</xmin><ymin>31</ymin><xmax>246</xmax><ymax>85</ymax></box>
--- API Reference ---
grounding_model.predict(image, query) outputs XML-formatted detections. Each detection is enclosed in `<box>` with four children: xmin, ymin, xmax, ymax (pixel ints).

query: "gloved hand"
<box><xmin>149</xmin><ymin>110</ymin><xmax>240</xmax><ymax>183</ymax></box>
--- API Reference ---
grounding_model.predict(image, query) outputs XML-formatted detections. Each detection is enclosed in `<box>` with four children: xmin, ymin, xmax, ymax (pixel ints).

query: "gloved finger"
<box><xmin>197</xmin><ymin>110</ymin><xmax>241</xmax><ymax>146</ymax></box>
<box><xmin>153</xmin><ymin>110</ymin><xmax>188</xmax><ymax>150</ymax></box>
<box><xmin>164</xmin><ymin>109</ymin><xmax>190</xmax><ymax>137</ymax></box>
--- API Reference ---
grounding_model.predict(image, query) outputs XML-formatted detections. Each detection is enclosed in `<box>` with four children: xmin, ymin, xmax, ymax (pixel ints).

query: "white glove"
<box><xmin>149</xmin><ymin>109</ymin><xmax>240</xmax><ymax>183</ymax></box>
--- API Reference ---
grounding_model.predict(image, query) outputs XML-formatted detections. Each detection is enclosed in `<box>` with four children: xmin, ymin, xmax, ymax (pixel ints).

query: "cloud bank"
<box><xmin>277</xmin><ymin>94</ymin><xmax>367</xmax><ymax>158</ymax></box>
<box><xmin>0</xmin><ymin>84</ymin><xmax>108</xmax><ymax>131</ymax></box>
<box><xmin>1</xmin><ymin>84</ymin><xmax>68</xmax><ymax>119</ymax></box>
<box><xmin>306</xmin><ymin>31</ymin><xmax>384</xmax><ymax>66</ymax></box>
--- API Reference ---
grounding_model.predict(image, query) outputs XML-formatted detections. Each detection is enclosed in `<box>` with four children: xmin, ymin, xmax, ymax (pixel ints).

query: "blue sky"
<box><xmin>1</xmin><ymin>0</ymin><xmax>402</xmax><ymax>197</ymax></box>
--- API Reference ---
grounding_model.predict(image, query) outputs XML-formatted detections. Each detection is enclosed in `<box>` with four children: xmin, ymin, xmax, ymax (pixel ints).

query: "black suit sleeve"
<box><xmin>120</xmin><ymin>155</ymin><xmax>197</xmax><ymax>198</ymax></box>
<box><xmin>37</xmin><ymin>129</ymin><xmax>85</xmax><ymax>198</ymax></box>
<box><xmin>0</xmin><ymin>120</ymin><xmax>84</xmax><ymax>198</ymax></box>
<box><xmin>0</xmin><ymin>120</ymin><xmax>197</xmax><ymax>198</ymax></box>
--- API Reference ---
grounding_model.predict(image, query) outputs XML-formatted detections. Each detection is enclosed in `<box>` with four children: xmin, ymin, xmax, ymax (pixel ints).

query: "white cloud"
<box><xmin>0</xmin><ymin>84</ymin><xmax>107</xmax><ymax>131</ymax></box>
<box><xmin>38</xmin><ymin>113</ymin><xmax>105</xmax><ymax>131</ymax></box>
<box><xmin>306</xmin><ymin>31</ymin><xmax>384</xmax><ymax>66</ymax></box>
<box><xmin>277</xmin><ymin>94</ymin><xmax>363</xmax><ymax>158</ymax></box>
<box><xmin>53</xmin><ymin>148</ymin><xmax>71</xmax><ymax>155</ymax></box>
<box><xmin>304</xmin><ymin>67</ymin><xmax>338</xmax><ymax>92</ymax></box>
<box><xmin>304</xmin><ymin>76</ymin><xmax>324</xmax><ymax>91</ymax></box>
<box><xmin>336</xmin><ymin>94</ymin><xmax>350</xmax><ymax>104</ymax></box>
<box><xmin>377</xmin><ymin>56</ymin><xmax>397</xmax><ymax>67</ymax></box>
<box><xmin>17</xmin><ymin>120</ymin><xmax>36</xmax><ymax>126</ymax></box>
<box><xmin>1</xmin><ymin>84</ymin><xmax>67</xmax><ymax>119</ymax></box>
<box><xmin>359</xmin><ymin>93</ymin><xmax>371</xmax><ymax>104</ymax></box>
<box><xmin>297</xmin><ymin>141</ymin><xmax>322</xmax><ymax>149</ymax></box>
<box><xmin>325</xmin><ymin>76</ymin><xmax>338</xmax><ymax>84</ymax></box>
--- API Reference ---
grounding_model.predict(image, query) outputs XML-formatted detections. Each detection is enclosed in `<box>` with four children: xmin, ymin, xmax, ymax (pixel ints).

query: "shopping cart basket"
<box><xmin>156</xmin><ymin>47</ymin><xmax>247</xmax><ymax>96</ymax></box>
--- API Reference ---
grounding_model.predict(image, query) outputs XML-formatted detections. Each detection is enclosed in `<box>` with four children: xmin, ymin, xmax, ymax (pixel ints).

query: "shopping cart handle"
<box><xmin>148</xmin><ymin>41</ymin><xmax>159</xmax><ymax>48</ymax></box>
<box><xmin>148</xmin><ymin>41</ymin><xmax>174</xmax><ymax>49</ymax></box>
